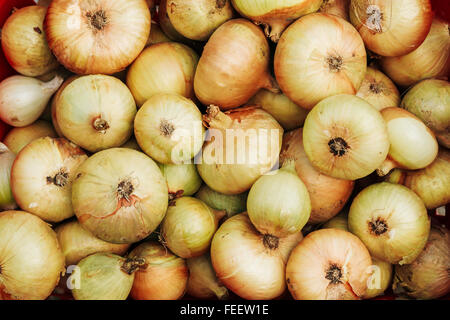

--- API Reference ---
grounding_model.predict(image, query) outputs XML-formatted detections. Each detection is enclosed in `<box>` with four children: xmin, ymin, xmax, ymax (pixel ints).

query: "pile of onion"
<box><xmin>0</xmin><ymin>144</ymin><xmax>17</xmax><ymax>211</ymax></box>
<box><xmin>195</xmin><ymin>185</ymin><xmax>248</xmax><ymax>218</ymax></box>
<box><xmin>3</xmin><ymin>120</ymin><xmax>57</xmax><ymax>154</ymax></box>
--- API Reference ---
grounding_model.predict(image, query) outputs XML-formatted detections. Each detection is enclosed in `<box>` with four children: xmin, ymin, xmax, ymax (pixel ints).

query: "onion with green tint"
<box><xmin>158</xmin><ymin>162</ymin><xmax>202</xmax><ymax>200</ymax></box>
<box><xmin>195</xmin><ymin>184</ymin><xmax>248</xmax><ymax>218</ymax></box>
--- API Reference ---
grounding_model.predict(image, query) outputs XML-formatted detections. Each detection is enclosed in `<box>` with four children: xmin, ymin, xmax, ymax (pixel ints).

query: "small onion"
<box><xmin>158</xmin><ymin>0</ymin><xmax>193</xmax><ymax>42</ymax></box>
<box><xmin>286</xmin><ymin>228</ymin><xmax>372</xmax><ymax>300</ymax></box>
<box><xmin>11</xmin><ymin>137</ymin><xmax>88</xmax><ymax>223</ymax></box>
<box><xmin>72</xmin><ymin>148</ymin><xmax>169</xmax><ymax>244</ymax></box>
<box><xmin>0</xmin><ymin>210</ymin><xmax>65</xmax><ymax>300</ymax></box>
<box><xmin>0</xmin><ymin>144</ymin><xmax>17</xmax><ymax>211</ymax></box>
<box><xmin>322</xmin><ymin>211</ymin><xmax>349</xmax><ymax>231</ymax></box>
<box><xmin>129</xmin><ymin>241</ymin><xmax>188</xmax><ymax>300</ymax></box>
<box><xmin>134</xmin><ymin>93</ymin><xmax>205</xmax><ymax>164</ymax></box>
<box><xmin>275</xmin><ymin>13</ymin><xmax>367</xmax><ymax>110</ymax></box>
<box><xmin>158</xmin><ymin>162</ymin><xmax>202</xmax><ymax>200</ymax></box>
<box><xmin>1</xmin><ymin>6</ymin><xmax>59</xmax><ymax>77</ymax></box>
<box><xmin>363</xmin><ymin>257</ymin><xmax>393</xmax><ymax>299</ymax></box>
<box><xmin>348</xmin><ymin>182</ymin><xmax>430</xmax><ymax>265</ymax></box>
<box><xmin>3</xmin><ymin>120</ymin><xmax>57</xmax><ymax>154</ymax></box>
<box><xmin>195</xmin><ymin>184</ymin><xmax>248</xmax><ymax>218</ymax></box>
<box><xmin>211</xmin><ymin>213</ymin><xmax>303</xmax><ymax>300</ymax></box>
<box><xmin>319</xmin><ymin>0</ymin><xmax>350</xmax><ymax>20</ymax></box>
<box><xmin>146</xmin><ymin>22</ymin><xmax>172</xmax><ymax>46</ymax></box>
<box><xmin>303</xmin><ymin>94</ymin><xmax>390</xmax><ymax>180</ymax></box>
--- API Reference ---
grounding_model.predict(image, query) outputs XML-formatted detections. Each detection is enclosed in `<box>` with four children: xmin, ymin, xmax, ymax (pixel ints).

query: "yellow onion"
<box><xmin>247</xmin><ymin>160</ymin><xmax>311</xmax><ymax>237</ymax></box>
<box><xmin>363</xmin><ymin>257</ymin><xmax>393</xmax><ymax>299</ymax></box>
<box><xmin>380</xmin><ymin>17</ymin><xmax>450</xmax><ymax>87</ymax></box>
<box><xmin>44</xmin><ymin>0</ymin><xmax>150</xmax><ymax>75</ymax></box>
<box><xmin>0</xmin><ymin>144</ymin><xmax>17</xmax><ymax>211</ymax></box>
<box><xmin>158</xmin><ymin>0</ymin><xmax>192</xmax><ymax>42</ymax></box>
<box><xmin>356</xmin><ymin>67</ymin><xmax>400</xmax><ymax>111</ymax></box>
<box><xmin>129</xmin><ymin>241</ymin><xmax>188</xmax><ymax>300</ymax></box>
<box><xmin>231</xmin><ymin>0</ymin><xmax>323</xmax><ymax>42</ymax></box>
<box><xmin>348</xmin><ymin>182</ymin><xmax>430</xmax><ymax>265</ymax></box>
<box><xmin>286</xmin><ymin>228</ymin><xmax>372</xmax><ymax>300</ymax></box>
<box><xmin>1</xmin><ymin>6</ymin><xmax>59</xmax><ymax>77</ymax></box>
<box><xmin>248</xmin><ymin>88</ymin><xmax>309</xmax><ymax>130</ymax></box>
<box><xmin>322</xmin><ymin>210</ymin><xmax>349</xmax><ymax>231</ymax></box>
<box><xmin>160</xmin><ymin>197</ymin><xmax>225</xmax><ymax>259</ymax></box>
<box><xmin>280</xmin><ymin>128</ymin><xmax>355</xmax><ymax>224</ymax></box>
<box><xmin>55</xmin><ymin>220</ymin><xmax>131</xmax><ymax>266</ymax></box>
<box><xmin>194</xmin><ymin>19</ymin><xmax>278</xmax><ymax>110</ymax></box>
<box><xmin>0</xmin><ymin>210</ymin><xmax>65</xmax><ymax>300</ymax></box>
<box><xmin>0</xmin><ymin>75</ymin><xmax>63</xmax><ymax>127</ymax></box>
<box><xmin>158</xmin><ymin>163</ymin><xmax>202</xmax><ymax>200</ymax></box>
<box><xmin>127</xmin><ymin>42</ymin><xmax>199</xmax><ymax>107</ymax></box>
<box><xmin>134</xmin><ymin>93</ymin><xmax>204</xmax><ymax>164</ymax></box>
<box><xmin>71</xmin><ymin>253</ymin><xmax>146</xmax><ymax>300</ymax></box>
<box><xmin>211</xmin><ymin>213</ymin><xmax>303</xmax><ymax>300</ymax></box>
<box><xmin>275</xmin><ymin>13</ymin><xmax>367</xmax><ymax>110</ymax></box>
<box><xmin>377</xmin><ymin>107</ymin><xmax>439</xmax><ymax>176</ymax></box>
<box><xmin>121</xmin><ymin>137</ymin><xmax>142</xmax><ymax>151</ymax></box>
<box><xmin>3</xmin><ymin>120</ymin><xmax>57</xmax><ymax>154</ymax></box>
<box><xmin>72</xmin><ymin>148</ymin><xmax>169</xmax><ymax>244</ymax></box>
<box><xmin>186</xmin><ymin>253</ymin><xmax>229</xmax><ymax>300</ymax></box>
<box><xmin>11</xmin><ymin>137</ymin><xmax>87</xmax><ymax>223</ymax></box>
<box><xmin>195</xmin><ymin>184</ymin><xmax>248</xmax><ymax>218</ymax></box>
<box><xmin>197</xmin><ymin>106</ymin><xmax>283</xmax><ymax>195</ymax></box>
<box><xmin>146</xmin><ymin>22</ymin><xmax>172</xmax><ymax>46</ymax></box>
<box><xmin>319</xmin><ymin>0</ymin><xmax>350</xmax><ymax>20</ymax></box>
<box><xmin>165</xmin><ymin>0</ymin><xmax>234</xmax><ymax>41</ymax></box>
<box><xmin>401</xmin><ymin>79</ymin><xmax>450</xmax><ymax>148</ymax></box>
<box><xmin>393</xmin><ymin>225</ymin><xmax>450</xmax><ymax>300</ymax></box>
<box><xmin>303</xmin><ymin>94</ymin><xmax>390</xmax><ymax>180</ymax></box>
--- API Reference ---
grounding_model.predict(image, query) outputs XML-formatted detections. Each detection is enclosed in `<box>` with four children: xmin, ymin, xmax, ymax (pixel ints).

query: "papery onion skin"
<box><xmin>72</xmin><ymin>148</ymin><xmax>169</xmax><ymax>244</ymax></box>
<box><xmin>286</xmin><ymin>228</ymin><xmax>372</xmax><ymax>300</ymax></box>
<box><xmin>363</xmin><ymin>257</ymin><xmax>393</xmax><ymax>299</ymax></box>
<box><xmin>211</xmin><ymin>213</ymin><xmax>303</xmax><ymax>300</ymax></box>
<box><xmin>3</xmin><ymin>120</ymin><xmax>57</xmax><ymax>154</ymax></box>
<box><xmin>1</xmin><ymin>6</ymin><xmax>59</xmax><ymax>77</ymax></box>
<box><xmin>146</xmin><ymin>23</ymin><xmax>172</xmax><ymax>47</ymax></box>
<box><xmin>195</xmin><ymin>184</ymin><xmax>248</xmax><ymax>218</ymax></box>
<box><xmin>129</xmin><ymin>241</ymin><xmax>188</xmax><ymax>300</ymax></box>
<box><xmin>281</xmin><ymin>128</ymin><xmax>354</xmax><ymax>224</ymax></box>
<box><xmin>319</xmin><ymin>0</ymin><xmax>350</xmax><ymax>20</ymax></box>
<box><xmin>0</xmin><ymin>210</ymin><xmax>65</xmax><ymax>300</ymax></box>
<box><xmin>11</xmin><ymin>137</ymin><xmax>88</xmax><ymax>223</ymax></box>
<box><xmin>158</xmin><ymin>0</ymin><xmax>193</xmax><ymax>42</ymax></box>
<box><xmin>44</xmin><ymin>0</ymin><xmax>151</xmax><ymax>75</ymax></box>
<box><xmin>158</xmin><ymin>163</ymin><xmax>202</xmax><ymax>200</ymax></box>
<box><xmin>348</xmin><ymin>182</ymin><xmax>430</xmax><ymax>265</ymax></box>
<box><xmin>0</xmin><ymin>144</ymin><xmax>17</xmax><ymax>211</ymax></box>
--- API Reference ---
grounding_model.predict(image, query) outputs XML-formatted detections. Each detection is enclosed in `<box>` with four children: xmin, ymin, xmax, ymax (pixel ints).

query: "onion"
<box><xmin>146</xmin><ymin>22</ymin><xmax>172</xmax><ymax>46</ymax></box>
<box><xmin>0</xmin><ymin>75</ymin><xmax>64</xmax><ymax>127</ymax></box>
<box><xmin>160</xmin><ymin>197</ymin><xmax>225</xmax><ymax>259</ymax></box>
<box><xmin>363</xmin><ymin>257</ymin><xmax>393</xmax><ymax>299</ymax></box>
<box><xmin>211</xmin><ymin>213</ymin><xmax>303</xmax><ymax>300</ymax></box>
<box><xmin>1</xmin><ymin>6</ymin><xmax>59</xmax><ymax>77</ymax></box>
<box><xmin>376</xmin><ymin>107</ymin><xmax>439</xmax><ymax>176</ymax></box>
<box><xmin>71</xmin><ymin>253</ymin><xmax>146</xmax><ymax>300</ymax></box>
<box><xmin>128</xmin><ymin>241</ymin><xmax>188</xmax><ymax>300</ymax></box>
<box><xmin>158</xmin><ymin>163</ymin><xmax>202</xmax><ymax>200</ymax></box>
<box><xmin>401</xmin><ymin>79</ymin><xmax>450</xmax><ymax>148</ymax></box>
<box><xmin>303</xmin><ymin>94</ymin><xmax>390</xmax><ymax>180</ymax></box>
<box><xmin>72</xmin><ymin>148</ymin><xmax>169</xmax><ymax>244</ymax></box>
<box><xmin>121</xmin><ymin>137</ymin><xmax>142</xmax><ymax>151</ymax></box>
<box><xmin>3</xmin><ymin>120</ymin><xmax>57</xmax><ymax>154</ymax></box>
<box><xmin>393</xmin><ymin>225</ymin><xmax>450</xmax><ymax>300</ymax></box>
<box><xmin>356</xmin><ymin>67</ymin><xmax>400</xmax><ymax>111</ymax></box>
<box><xmin>197</xmin><ymin>105</ymin><xmax>283</xmax><ymax>195</ymax></box>
<box><xmin>44</xmin><ymin>0</ymin><xmax>150</xmax><ymax>75</ymax></box>
<box><xmin>248</xmin><ymin>88</ymin><xmax>309</xmax><ymax>131</ymax></box>
<box><xmin>55</xmin><ymin>220</ymin><xmax>131</xmax><ymax>266</ymax></box>
<box><xmin>280</xmin><ymin>128</ymin><xmax>355</xmax><ymax>224</ymax></box>
<box><xmin>11</xmin><ymin>137</ymin><xmax>87</xmax><ymax>223</ymax></box>
<box><xmin>348</xmin><ymin>182</ymin><xmax>430</xmax><ymax>265</ymax></box>
<box><xmin>134</xmin><ymin>93</ymin><xmax>205</xmax><ymax>164</ymax></box>
<box><xmin>165</xmin><ymin>0</ymin><xmax>234</xmax><ymax>41</ymax></box>
<box><xmin>195</xmin><ymin>184</ymin><xmax>247</xmax><ymax>218</ymax></box>
<box><xmin>0</xmin><ymin>144</ymin><xmax>17</xmax><ymax>211</ymax></box>
<box><xmin>0</xmin><ymin>210</ymin><xmax>65</xmax><ymax>300</ymax></box>
<box><xmin>127</xmin><ymin>42</ymin><xmax>199</xmax><ymax>107</ymax></box>
<box><xmin>286</xmin><ymin>228</ymin><xmax>372</xmax><ymax>300</ymax></box>
<box><xmin>274</xmin><ymin>13</ymin><xmax>367</xmax><ymax>110</ymax></box>
<box><xmin>380</xmin><ymin>17</ymin><xmax>450</xmax><ymax>87</ymax></box>
<box><xmin>194</xmin><ymin>19</ymin><xmax>278</xmax><ymax>110</ymax></box>
<box><xmin>231</xmin><ymin>0</ymin><xmax>323</xmax><ymax>42</ymax></box>
<box><xmin>322</xmin><ymin>211</ymin><xmax>349</xmax><ymax>231</ymax></box>
<box><xmin>158</xmin><ymin>0</ymin><xmax>192</xmax><ymax>42</ymax></box>
<box><xmin>186</xmin><ymin>253</ymin><xmax>229</xmax><ymax>300</ymax></box>
<box><xmin>319</xmin><ymin>0</ymin><xmax>350</xmax><ymax>20</ymax></box>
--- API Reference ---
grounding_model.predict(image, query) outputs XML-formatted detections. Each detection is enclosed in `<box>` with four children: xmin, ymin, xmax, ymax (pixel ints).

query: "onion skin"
<box><xmin>211</xmin><ymin>213</ymin><xmax>303</xmax><ymax>300</ymax></box>
<box><xmin>50</xmin><ymin>76</ymin><xmax>80</xmax><ymax>138</ymax></box>
<box><xmin>129</xmin><ymin>242</ymin><xmax>188</xmax><ymax>300</ymax></box>
<box><xmin>319</xmin><ymin>0</ymin><xmax>350</xmax><ymax>20</ymax></box>
<box><xmin>363</xmin><ymin>257</ymin><xmax>393</xmax><ymax>299</ymax></box>
<box><xmin>195</xmin><ymin>184</ymin><xmax>248</xmax><ymax>218</ymax></box>
<box><xmin>158</xmin><ymin>0</ymin><xmax>193</xmax><ymax>42</ymax></box>
<box><xmin>286</xmin><ymin>228</ymin><xmax>372</xmax><ymax>300</ymax></box>
<box><xmin>194</xmin><ymin>19</ymin><xmax>277</xmax><ymax>110</ymax></box>
<box><xmin>0</xmin><ymin>210</ymin><xmax>65</xmax><ymax>300</ymax></box>
<box><xmin>3</xmin><ymin>120</ymin><xmax>57</xmax><ymax>154</ymax></box>
<box><xmin>146</xmin><ymin>23</ymin><xmax>172</xmax><ymax>46</ymax></box>
<box><xmin>322</xmin><ymin>211</ymin><xmax>349</xmax><ymax>231</ymax></box>
<box><xmin>275</xmin><ymin>13</ymin><xmax>367</xmax><ymax>110</ymax></box>
<box><xmin>158</xmin><ymin>163</ymin><xmax>202</xmax><ymax>200</ymax></box>
<box><xmin>44</xmin><ymin>0</ymin><xmax>151</xmax><ymax>75</ymax></box>
<box><xmin>0</xmin><ymin>144</ymin><xmax>17</xmax><ymax>211</ymax></box>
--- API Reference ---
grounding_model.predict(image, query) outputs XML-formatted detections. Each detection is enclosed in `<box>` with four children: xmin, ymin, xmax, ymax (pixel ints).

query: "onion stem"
<box><xmin>121</xmin><ymin>257</ymin><xmax>147</xmax><ymax>275</ymax></box>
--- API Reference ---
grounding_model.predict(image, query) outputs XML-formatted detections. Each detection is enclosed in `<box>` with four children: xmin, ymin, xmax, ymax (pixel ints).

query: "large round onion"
<box><xmin>158</xmin><ymin>163</ymin><xmax>202</xmax><ymax>200</ymax></box>
<box><xmin>348</xmin><ymin>182</ymin><xmax>430</xmax><ymax>265</ymax></box>
<box><xmin>11</xmin><ymin>137</ymin><xmax>88</xmax><ymax>223</ymax></box>
<box><xmin>72</xmin><ymin>148</ymin><xmax>169</xmax><ymax>244</ymax></box>
<box><xmin>0</xmin><ymin>144</ymin><xmax>17</xmax><ymax>211</ymax></box>
<box><xmin>44</xmin><ymin>0</ymin><xmax>150</xmax><ymax>75</ymax></box>
<box><xmin>319</xmin><ymin>0</ymin><xmax>350</xmax><ymax>20</ymax></box>
<box><xmin>211</xmin><ymin>213</ymin><xmax>303</xmax><ymax>300</ymax></box>
<box><xmin>194</xmin><ymin>19</ymin><xmax>278</xmax><ymax>110</ymax></box>
<box><xmin>0</xmin><ymin>210</ymin><xmax>65</xmax><ymax>300</ymax></box>
<box><xmin>197</xmin><ymin>106</ymin><xmax>283</xmax><ymax>195</ymax></box>
<box><xmin>195</xmin><ymin>184</ymin><xmax>248</xmax><ymax>218</ymax></box>
<box><xmin>3</xmin><ymin>120</ymin><xmax>57</xmax><ymax>154</ymax></box>
<box><xmin>286</xmin><ymin>228</ymin><xmax>372</xmax><ymax>300</ymax></box>
<box><xmin>280</xmin><ymin>128</ymin><xmax>354</xmax><ymax>224</ymax></box>
<box><xmin>275</xmin><ymin>13</ymin><xmax>367</xmax><ymax>110</ymax></box>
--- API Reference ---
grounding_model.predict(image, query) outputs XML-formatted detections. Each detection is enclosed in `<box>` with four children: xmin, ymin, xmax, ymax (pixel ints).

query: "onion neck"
<box><xmin>121</xmin><ymin>257</ymin><xmax>147</xmax><ymax>275</ymax></box>
<box><xmin>41</xmin><ymin>75</ymin><xmax>64</xmax><ymax>95</ymax></box>
<box><xmin>264</xmin><ymin>20</ymin><xmax>291</xmax><ymax>43</ymax></box>
<box><xmin>377</xmin><ymin>157</ymin><xmax>398</xmax><ymax>176</ymax></box>
<box><xmin>212</xmin><ymin>209</ymin><xmax>227</xmax><ymax>223</ymax></box>
<box><xmin>203</xmin><ymin>105</ymin><xmax>233</xmax><ymax>129</ymax></box>
<box><xmin>260</xmin><ymin>72</ymin><xmax>280</xmax><ymax>94</ymax></box>
<box><xmin>280</xmin><ymin>158</ymin><xmax>297</xmax><ymax>174</ymax></box>
<box><xmin>213</xmin><ymin>286</ymin><xmax>229</xmax><ymax>300</ymax></box>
